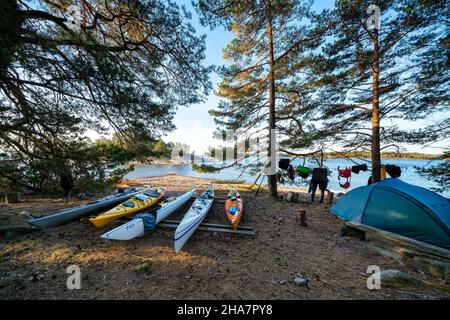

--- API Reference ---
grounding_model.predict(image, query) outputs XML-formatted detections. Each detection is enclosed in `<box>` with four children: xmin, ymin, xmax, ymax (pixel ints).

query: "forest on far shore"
<box><xmin>311</xmin><ymin>151</ymin><xmax>447</xmax><ymax>160</ymax></box>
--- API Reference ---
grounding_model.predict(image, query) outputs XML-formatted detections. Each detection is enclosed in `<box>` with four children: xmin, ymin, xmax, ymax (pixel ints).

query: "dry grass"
<box><xmin>0</xmin><ymin>174</ymin><xmax>448</xmax><ymax>300</ymax></box>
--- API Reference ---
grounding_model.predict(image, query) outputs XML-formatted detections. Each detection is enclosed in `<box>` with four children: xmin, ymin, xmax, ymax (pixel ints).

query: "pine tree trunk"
<box><xmin>267</xmin><ymin>17</ymin><xmax>278</xmax><ymax>198</ymax></box>
<box><xmin>371</xmin><ymin>28</ymin><xmax>381</xmax><ymax>182</ymax></box>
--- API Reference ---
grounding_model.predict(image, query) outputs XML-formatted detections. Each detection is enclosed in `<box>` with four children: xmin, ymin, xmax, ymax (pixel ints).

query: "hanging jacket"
<box><xmin>288</xmin><ymin>166</ymin><xmax>296</xmax><ymax>180</ymax></box>
<box><xmin>385</xmin><ymin>164</ymin><xmax>402</xmax><ymax>178</ymax></box>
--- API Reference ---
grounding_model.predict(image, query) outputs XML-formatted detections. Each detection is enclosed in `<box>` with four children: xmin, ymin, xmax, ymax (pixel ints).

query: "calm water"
<box><xmin>125</xmin><ymin>158</ymin><xmax>449</xmax><ymax>197</ymax></box>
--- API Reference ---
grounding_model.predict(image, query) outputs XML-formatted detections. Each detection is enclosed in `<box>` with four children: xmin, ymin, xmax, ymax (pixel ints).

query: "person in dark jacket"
<box><xmin>60</xmin><ymin>171</ymin><xmax>74</xmax><ymax>203</ymax></box>
<box><xmin>309</xmin><ymin>167</ymin><xmax>328</xmax><ymax>203</ymax></box>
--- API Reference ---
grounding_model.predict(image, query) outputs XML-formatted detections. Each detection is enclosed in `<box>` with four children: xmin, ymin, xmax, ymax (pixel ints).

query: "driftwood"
<box><xmin>340</xmin><ymin>223</ymin><xmax>365</xmax><ymax>240</ymax></box>
<box><xmin>343</xmin><ymin>221</ymin><xmax>450</xmax><ymax>281</ymax></box>
<box><xmin>344</xmin><ymin>221</ymin><xmax>450</xmax><ymax>259</ymax></box>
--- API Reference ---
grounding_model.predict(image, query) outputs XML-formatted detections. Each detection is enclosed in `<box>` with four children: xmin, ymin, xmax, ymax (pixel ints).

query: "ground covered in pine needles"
<box><xmin>0</xmin><ymin>174</ymin><xmax>448</xmax><ymax>300</ymax></box>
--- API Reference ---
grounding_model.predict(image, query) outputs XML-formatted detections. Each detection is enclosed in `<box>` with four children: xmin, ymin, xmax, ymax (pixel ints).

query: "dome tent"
<box><xmin>330</xmin><ymin>179</ymin><xmax>450</xmax><ymax>249</ymax></box>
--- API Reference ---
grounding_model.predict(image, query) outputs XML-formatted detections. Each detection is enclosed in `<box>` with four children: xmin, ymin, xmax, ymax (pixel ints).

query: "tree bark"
<box><xmin>267</xmin><ymin>16</ymin><xmax>278</xmax><ymax>198</ymax></box>
<box><xmin>371</xmin><ymin>28</ymin><xmax>381</xmax><ymax>182</ymax></box>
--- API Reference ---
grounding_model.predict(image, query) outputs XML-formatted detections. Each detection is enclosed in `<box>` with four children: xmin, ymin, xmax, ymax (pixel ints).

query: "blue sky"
<box><xmin>81</xmin><ymin>0</ymin><xmax>447</xmax><ymax>155</ymax></box>
<box><xmin>166</xmin><ymin>0</ymin><xmax>338</xmax><ymax>153</ymax></box>
<box><xmin>163</xmin><ymin>0</ymin><xmax>449</xmax><ymax>155</ymax></box>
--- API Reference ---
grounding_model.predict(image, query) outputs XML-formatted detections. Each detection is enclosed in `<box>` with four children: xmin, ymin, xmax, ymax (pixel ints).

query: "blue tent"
<box><xmin>330</xmin><ymin>179</ymin><xmax>450</xmax><ymax>249</ymax></box>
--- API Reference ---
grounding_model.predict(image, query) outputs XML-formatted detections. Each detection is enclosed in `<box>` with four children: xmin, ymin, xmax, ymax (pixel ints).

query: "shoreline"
<box><xmin>134</xmin><ymin>174</ymin><xmax>342</xmax><ymax>195</ymax></box>
<box><xmin>129</xmin><ymin>156</ymin><xmax>444</xmax><ymax>167</ymax></box>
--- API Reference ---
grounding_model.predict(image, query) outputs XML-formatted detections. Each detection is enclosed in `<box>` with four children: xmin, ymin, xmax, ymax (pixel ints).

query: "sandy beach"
<box><xmin>0</xmin><ymin>174</ymin><xmax>448</xmax><ymax>300</ymax></box>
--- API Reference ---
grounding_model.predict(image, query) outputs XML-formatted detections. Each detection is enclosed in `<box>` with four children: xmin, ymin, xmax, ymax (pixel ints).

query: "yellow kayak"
<box><xmin>89</xmin><ymin>188</ymin><xmax>165</xmax><ymax>227</ymax></box>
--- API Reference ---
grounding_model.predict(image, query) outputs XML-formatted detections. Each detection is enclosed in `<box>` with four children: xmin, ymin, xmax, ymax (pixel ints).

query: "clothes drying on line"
<box><xmin>351</xmin><ymin>164</ymin><xmax>368</xmax><ymax>174</ymax></box>
<box><xmin>338</xmin><ymin>166</ymin><xmax>352</xmax><ymax>189</ymax></box>
<box><xmin>296</xmin><ymin>166</ymin><xmax>311</xmax><ymax>179</ymax></box>
<box><xmin>279</xmin><ymin>158</ymin><xmax>290</xmax><ymax>171</ymax></box>
<box><xmin>385</xmin><ymin>164</ymin><xmax>402</xmax><ymax>178</ymax></box>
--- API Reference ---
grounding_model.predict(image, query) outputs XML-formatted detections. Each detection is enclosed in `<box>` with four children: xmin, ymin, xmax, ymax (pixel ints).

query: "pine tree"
<box><xmin>196</xmin><ymin>0</ymin><xmax>322</xmax><ymax>197</ymax></box>
<box><xmin>415</xmin><ymin>151</ymin><xmax>449</xmax><ymax>193</ymax></box>
<box><xmin>153</xmin><ymin>139</ymin><xmax>170</xmax><ymax>157</ymax></box>
<box><xmin>302</xmin><ymin>0</ymin><xmax>449</xmax><ymax>182</ymax></box>
<box><xmin>0</xmin><ymin>0</ymin><xmax>211</xmax><ymax>189</ymax></box>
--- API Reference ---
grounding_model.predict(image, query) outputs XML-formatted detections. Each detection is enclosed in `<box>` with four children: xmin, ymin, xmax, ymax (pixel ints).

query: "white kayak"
<box><xmin>100</xmin><ymin>189</ymin><xmax>196</xmax><ymax>241</ymax></box>
<box><xmin>174</xmin><ymin>186</ymin><xmax>214</xmax><ymax>252</ymax></box>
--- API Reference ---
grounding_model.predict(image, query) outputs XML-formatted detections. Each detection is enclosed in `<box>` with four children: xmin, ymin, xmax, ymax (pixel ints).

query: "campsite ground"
<box><xmin>0</xmin><ymin>174</ymin><xmax>448</xmax><ymax>300</ymax></box>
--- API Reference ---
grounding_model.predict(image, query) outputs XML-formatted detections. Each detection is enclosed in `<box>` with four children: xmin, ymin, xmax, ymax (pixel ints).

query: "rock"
<box><xmin>294</xmin><ymin>275</ymin><xmax>310</xmax><ymax>289</ymax></box>
<box><xmin>378</xmin><ymin>269</ymin><xmax>417</xmax><ymax>287</ymax></box>
<box><xmin>411</xmin><ymin>256</ymin><xmax>450</xmax><ymax>281</ymax></box>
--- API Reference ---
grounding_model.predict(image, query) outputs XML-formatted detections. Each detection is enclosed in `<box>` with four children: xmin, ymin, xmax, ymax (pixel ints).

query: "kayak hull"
<box><xmin>89</xmin><ymin>188</ymin><xmax>165</xmax><ymax>228</ymax></box>
<box><xmin>101</xmin><ymin>189</ymin><xmax>195</xmax><ymax>240</ymax></box>
<box><xmin>28</xmin><ymin>190</ymin><xmax>141</xmax><ymax>229</ymax></box>
<box><xmin>174</xmin><ymin>187</ymin><xmax>214</xmax><ymax>252</ymax></box>
<box><xmin>101</xmin><ymin>218</ymin><xmax>145</xmax><ymax>240</ymax></box>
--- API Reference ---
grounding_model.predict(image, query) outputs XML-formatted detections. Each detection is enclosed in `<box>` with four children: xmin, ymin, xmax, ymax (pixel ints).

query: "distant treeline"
<box><xmin>325</xmin><ymin>151</ymin><xmax>446</xmax><ymax>160</ymax></box>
